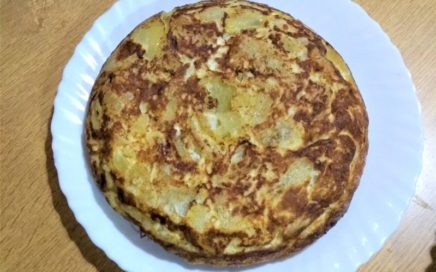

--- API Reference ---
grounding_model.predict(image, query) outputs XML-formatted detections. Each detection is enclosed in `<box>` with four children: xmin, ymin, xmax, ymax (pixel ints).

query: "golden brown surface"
<box><xmin>86</xmin><ymin>0</ymin><xmax>367</xmax><ymax>265</ymax></box>
<box><xmin>0</xmin><ymin>0</ymin><xmax>435</xmax><ymax>271</ymax></box>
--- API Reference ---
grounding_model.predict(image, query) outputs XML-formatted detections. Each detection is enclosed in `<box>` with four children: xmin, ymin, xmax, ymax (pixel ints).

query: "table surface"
<box><xmin>1</xmin><ymin>0</ymin><xmax>435</xmax><ymax>271</ymax></box>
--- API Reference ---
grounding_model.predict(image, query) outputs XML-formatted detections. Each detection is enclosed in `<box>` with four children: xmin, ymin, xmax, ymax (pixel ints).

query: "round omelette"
<box><xmin>86</xmin><ymin>0</ymin><xmax>368</xmax><ymax>266</ymax></box>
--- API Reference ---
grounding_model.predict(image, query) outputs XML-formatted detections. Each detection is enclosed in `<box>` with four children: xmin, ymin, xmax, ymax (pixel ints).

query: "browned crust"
<box><xmin>85</xmin><ymin>0</ymin><xmax>369</xmax><ymax>267</ymax></box>
<box><xmin>96</xmin><ymin>75</ymin><xmax>368</xmax><ymax>268</ymax></box>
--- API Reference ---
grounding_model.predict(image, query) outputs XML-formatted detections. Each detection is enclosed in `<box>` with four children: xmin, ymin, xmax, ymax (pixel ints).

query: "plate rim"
<box><xmin>51</xmin><ymin>0</ymin><xmax>424</xmax><ymax>271</ymax></box>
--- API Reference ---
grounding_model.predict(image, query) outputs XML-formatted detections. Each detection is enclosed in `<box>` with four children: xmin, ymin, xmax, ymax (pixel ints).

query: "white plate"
<box><xmin>51</xmin><ymin>0</ymin><xmax>423</xmax><ymax>271</ymax></box>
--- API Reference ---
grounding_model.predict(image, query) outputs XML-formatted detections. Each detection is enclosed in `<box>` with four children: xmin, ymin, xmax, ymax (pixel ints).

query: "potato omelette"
<box><xmin>86</xmin><ymin>0</ymin><xmax>368</xmax><ymax>266</ymax></box>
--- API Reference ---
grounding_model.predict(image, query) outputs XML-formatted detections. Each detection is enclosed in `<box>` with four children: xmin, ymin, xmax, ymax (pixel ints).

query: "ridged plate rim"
<box><xmin>51</xmin><ymin>0</ymin><xmax>423</xmax><ymax>271</ymax></box>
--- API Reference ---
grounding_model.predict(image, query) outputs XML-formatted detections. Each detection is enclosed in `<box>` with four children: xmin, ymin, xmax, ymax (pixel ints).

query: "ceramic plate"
<box><xmin>51</xmin><ymin>0</ymin><xmax>423</xmax><ymax>271</ymax></box>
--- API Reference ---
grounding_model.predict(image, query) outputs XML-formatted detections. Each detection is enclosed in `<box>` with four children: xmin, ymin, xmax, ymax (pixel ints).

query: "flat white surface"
<box><xmin>51</xmin><ymin>0</ymin><xmax>423</xmax><ymax>271</ymax></box>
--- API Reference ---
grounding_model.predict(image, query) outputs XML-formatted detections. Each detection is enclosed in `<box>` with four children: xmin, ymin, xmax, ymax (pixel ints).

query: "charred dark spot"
<box><xmin>117</xmin><ymin>189</ymin><xmax>126</xmax><ymax>203</ymax></box>
<box><xmin>90</xmin><ymin>129</ymin><xmax>99</xmax><ymax>139</ymax></box>
<box><xmin>240</xmin><ymin>29</ymin><xmax>257</xmax><ymax>35</ymax></box>
<box><xmin>117</xmin><ymin>188</ymin><xmax>134</xmax><ymax>205</ymax></box>
<box><xmin>110</xmin><ymin>171</ymin><xmax>123</xmax><ymax>184</ymax></box>
<box><xmin>159</xmin><ymin>141</ymin><xmax>172</xmax><ymax>158</ymax></box>
<box><xmin>168</xmin><ymin>33</ymin><xmax>178</xmax><ymax>51</ymax></box>
<box><xmin>314</xmin><ymin>64</ymin><xmax>322</xmax><ymax>72</ymax></box>
<box><xmin>117</xmin><ymin>40</ymin><xmax>145</xmax><ymax>60</ymax></box>
<box><xmin>248</xmin><ymin>67</ymin><xmax>261</xmax><ymax>76</ymax></box>
<box><xmin>108</xmin><ymin>72</ymin><xmax>115</xmax><ymax>83</ymax></box>
<box><xmin>272</xmin><ymin>25</ymin><xmax>282</xmax><ymax>33</ymax></box>
<box><xmin>206</xmin><ymin>96</ymin><xmax>218</xmax><ymax>109</ymax></box>
<box><xmin>99</xmin><ymin>174</ymin><xmax>106</xmax><ymax>190</ymax></box>
<box><xmin>90</xmin><ymin>161</ymin><xmax>98</xmax><ymax>174</ymax></box>
<box><xmin>97</xmin><ymin>90</ymin><xmax>105</xmax><ymax>104</ymax></box>
<box><xmin>150</xmin><ymin>212</ymin><xmax>168</xmax><ymax>225</ymax></box>
<box><xmin>222</xmin><ymin>11</ymin><xmax>228</xmax><ymax>28</ymax></box>
<box><xmin>268</xmin><ymin>32</ymin><xmax>282</xmax><ymax>48</ymax></box>
<box><xmin>152</xmin><ymin>82</ymin><xmax>167</xmax><ymax>97</ymax></box>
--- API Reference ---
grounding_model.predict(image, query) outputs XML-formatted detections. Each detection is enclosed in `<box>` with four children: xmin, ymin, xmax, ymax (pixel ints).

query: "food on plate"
<box><xmin>85</xmin><ymin>0</ymin><xmax>368</xmax><ymax>266</ymax></box>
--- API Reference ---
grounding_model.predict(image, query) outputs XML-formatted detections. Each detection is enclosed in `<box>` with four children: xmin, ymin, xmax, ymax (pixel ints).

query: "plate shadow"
<box><xmin>425</xmin><ymin>238</ymin><xmax>436</xmax><ymax>272</ymax></box>
<box><xmin>46</xmin><ymin>109</ymin><xmax>122</xmax><ymax>272</ymax></box>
